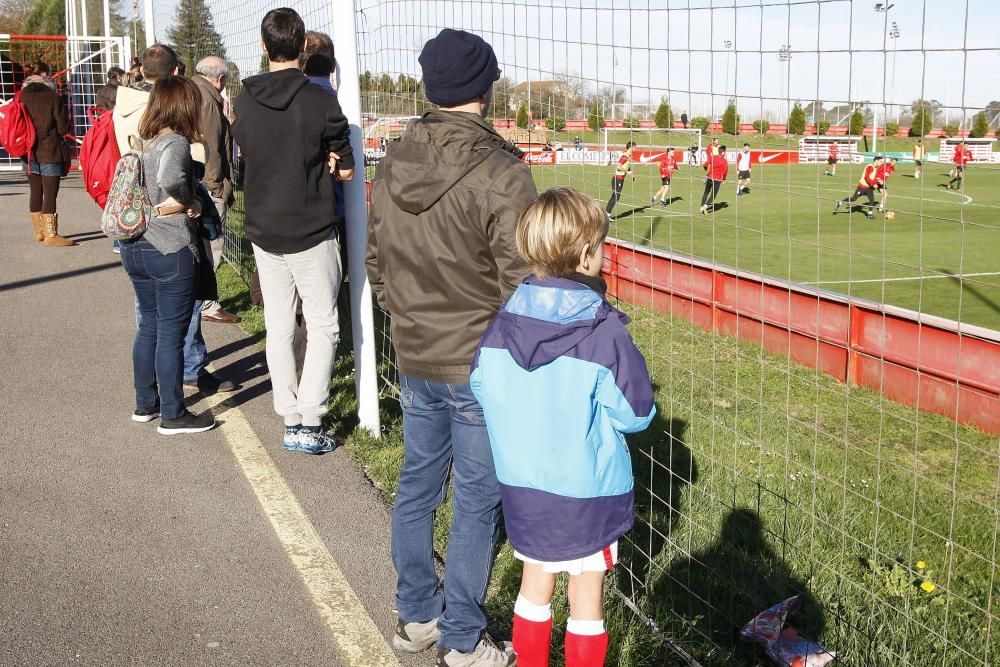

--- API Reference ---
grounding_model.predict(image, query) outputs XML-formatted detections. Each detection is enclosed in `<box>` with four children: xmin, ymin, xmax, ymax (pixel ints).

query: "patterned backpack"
<box><xmin>100</xmin><ymin>141</ymin><xmax>151</xmax><ymax>241</ymax></box>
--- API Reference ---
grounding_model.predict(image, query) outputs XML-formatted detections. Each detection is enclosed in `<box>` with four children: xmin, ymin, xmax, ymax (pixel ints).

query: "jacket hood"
<box><xmin>496</xmin><ymin>277</ymin><xmax>627</xmax><ymax>372</ymax></box>
<box><xmin>193</xmin><ymin>73</ymin><xmax>224</xmax><ymax>104</ymax></box>
<box><xmin>115</xmin><ymin>85</ymin><xmax>149</xmax><ymax>119</ymax></box>
<box><xmin>379</xmin><ymin>110</ymin><xmax>523</xmax><ymax>215</ymax></box>
<box><xmin>241</xmin><ymin>69</ymin><xmax>310</xmax><ymax>111</ymax></box>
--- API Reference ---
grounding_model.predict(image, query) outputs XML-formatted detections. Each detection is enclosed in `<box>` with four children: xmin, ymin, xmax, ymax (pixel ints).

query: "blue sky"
<box><xmin>149</xmin><ymin>0</ymin><xmax>1000</xmax><ymax>122</ymax></box>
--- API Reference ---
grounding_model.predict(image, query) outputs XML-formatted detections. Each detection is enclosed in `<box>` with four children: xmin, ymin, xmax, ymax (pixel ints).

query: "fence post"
<box><xmin>332</xmin><ymin>0</ymin><xmax>382</xmax><ymax>436</ymax></box>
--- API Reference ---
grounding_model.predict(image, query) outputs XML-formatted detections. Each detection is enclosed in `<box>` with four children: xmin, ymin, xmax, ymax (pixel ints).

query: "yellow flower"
<box><xmin>921</xmin><ymin>581</ymin><xmax>936</xmax><ymax>593</ymax></box>
<box><xmin>916</xmin><ymin>561</ymin><xmax>926</xmax><ymax>570</ymax></box>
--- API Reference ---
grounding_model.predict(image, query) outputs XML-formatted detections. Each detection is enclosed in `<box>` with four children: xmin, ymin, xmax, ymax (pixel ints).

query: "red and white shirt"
<box><xmin>658</xmin><ymin>155</ymin><xmax>678</xmax><ymax>178</ymax></box>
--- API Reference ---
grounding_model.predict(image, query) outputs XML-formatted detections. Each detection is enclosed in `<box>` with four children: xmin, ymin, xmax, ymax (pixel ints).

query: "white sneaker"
<box><xmin>394</xmin><ymin>617</ymin><xmax>440</xmax><ymax>653</ymax></box>
<box><xmin>436</xmin><ymin>636</ymin><xmax>515</xmax><ymax>666</ymax></box>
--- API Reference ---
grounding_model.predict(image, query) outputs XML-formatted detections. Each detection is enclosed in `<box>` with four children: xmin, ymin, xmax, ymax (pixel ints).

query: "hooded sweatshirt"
<box><xmin>232</xmin><ymin>68</ymin><xmax>354</xmax><ymax>254</ymax></box>
<box><xmin>470</xmin><ymin>276</ymin><xmax>656</xmax><ymax>561</ymax></box>
<box><xmin>366</xmin><ymin>110</ymin><xmax>537</xmax><ymax>384</ymax></box>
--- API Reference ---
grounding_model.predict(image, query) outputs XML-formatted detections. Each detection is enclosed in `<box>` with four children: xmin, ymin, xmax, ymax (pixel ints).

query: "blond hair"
<box><xmin>516</xmin><ymin>187</ymin><xmax>609</xmax><ymax>279</ymax></box>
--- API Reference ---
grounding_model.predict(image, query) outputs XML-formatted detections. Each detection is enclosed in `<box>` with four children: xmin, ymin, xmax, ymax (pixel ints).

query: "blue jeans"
<box><xmin>135</xmin><ymin>299</ymin><xmax>206</xmax><ymax>384</ymax></box>
<box><xmin>391</xmin><ymin>375</ymin><xmax>502</xmax><ymax>653</ymax></box>
<box><xmin>120</xmin><ymin>239</ymin><xmax>196</xmax><ymax>420</ymax></box>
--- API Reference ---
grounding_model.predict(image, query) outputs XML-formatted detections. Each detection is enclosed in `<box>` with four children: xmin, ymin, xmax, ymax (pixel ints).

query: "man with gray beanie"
<box><xmin>367</xmin><ymin>28</ymin><xmax>537</xmax><ymax>667</ymax></box>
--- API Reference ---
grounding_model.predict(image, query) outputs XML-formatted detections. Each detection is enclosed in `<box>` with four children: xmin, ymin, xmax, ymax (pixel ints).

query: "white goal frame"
<box><xmin>600</xmin><ymin>126</ymin><xmax>702</xmax><ymax>156</ymax></box>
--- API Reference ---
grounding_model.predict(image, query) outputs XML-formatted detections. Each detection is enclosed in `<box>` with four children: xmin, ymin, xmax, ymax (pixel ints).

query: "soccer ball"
<box><xmin>885</xmin><ymin>210</ymin><xmax>896</xmax><ymax>220</ymax></box>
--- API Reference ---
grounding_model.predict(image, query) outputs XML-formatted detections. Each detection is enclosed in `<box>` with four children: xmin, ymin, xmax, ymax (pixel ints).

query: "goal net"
<box><xmin>184</xmin><ymin>1</ymin><xmax>1000</xmax><ymax>665</ymax></box>
<box><xmin>600</xmin><ymin>126</ymin><xmax>703</xmax><ymax>159</ymax></box>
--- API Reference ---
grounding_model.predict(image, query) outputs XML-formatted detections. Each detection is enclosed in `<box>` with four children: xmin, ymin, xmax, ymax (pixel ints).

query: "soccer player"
<box><xmin>736</xmin><ymin>143</ymin><xmax>751</xmax><ymax>195</ymax></box>
<box><xmin>875</xmin><ymin>157</ymin><xmax>897</xmax><ymax>212</ymax></box>
<box><xmin>700</xmin><ymin>144</ymin><xmax>728</xmax><ymax>213</ymax></box>
<box><xmin>834</xmin><ymin>155</ymin><xmax>883</xmax><ymax>219</ymax></box>
<box><xmin>824</xmin><ymin>142</ymin><xmax>839</xmax><ymax>176</ymax></box>
<box><xmin>605</xmin><ymin>141</ymin><xmax>636</xmax><ymax>214</ymax></box>
<box><xmin>709</xmin><ymin>136</ymin><xmax>721</xmax><ymax>156</ymax></box>
<box><xmin>912</xmin><ymin>140</ymin><xmax>925</xmax><ymax>179</ymax></box>
<box><xmin>651</xmin><ymin>148</ymin><xmax>679</xmax><ymax>206</ymax></box>
<box><xmin>947</xmin><ymin>141</ymin><xmax>972</xmax><ymax>190</ymax></box>
<box><xmin>688</xmin><ymin>144</ymin><xmax>699</xmax><ymax>165</ymax></box>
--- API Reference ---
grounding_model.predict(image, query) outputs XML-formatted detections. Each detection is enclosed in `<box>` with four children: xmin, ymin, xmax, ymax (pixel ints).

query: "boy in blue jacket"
<box><xmin>471</xmin><ymin>187</ymin><xmax>656</xmax><ymax>667</ymax></box>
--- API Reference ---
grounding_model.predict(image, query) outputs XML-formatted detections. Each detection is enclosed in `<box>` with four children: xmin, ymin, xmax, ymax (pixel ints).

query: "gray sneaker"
<box><xmin>436</xmin><ymin>636</ymin><xmax>515</xmax><ymax>667</ymax></box>
<box><xmin>393</xmin><ymin>617</ymin><xmax>439</xmax><ymax>653</ymax></box>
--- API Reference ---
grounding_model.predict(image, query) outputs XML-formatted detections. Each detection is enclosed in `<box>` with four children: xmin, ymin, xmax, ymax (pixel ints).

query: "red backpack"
<box><xmin>0</xmin><ymin>90</ymin><xmax>36</xmax><ymax>160</ymax></box>
<box><xmin>80</xmin><ymin>107</ymin><xmax>121</xmax><ymax>208</ymax></box>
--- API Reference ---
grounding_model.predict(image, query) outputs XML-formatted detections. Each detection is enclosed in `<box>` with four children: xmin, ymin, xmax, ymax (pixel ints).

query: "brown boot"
<box><xmin>41</xmin><ymin>213</ymin><xmax>76</xmax><ymax>247</ymax></box>
<box><xmin>29</xmin><ymin>212</ymin><xmax>44</xmax><ymax>241</ymax></box>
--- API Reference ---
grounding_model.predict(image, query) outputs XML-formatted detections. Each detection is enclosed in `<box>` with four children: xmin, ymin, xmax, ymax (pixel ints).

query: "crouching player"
<box><xmin>471</xmin><ymin>188</ymin><xmax>656</xmax><ymax>667</ymax></box>
<box><xmin>834</xmin><ymin>155</ymin><xmax>883</xmax><ymax>220</ymax></box>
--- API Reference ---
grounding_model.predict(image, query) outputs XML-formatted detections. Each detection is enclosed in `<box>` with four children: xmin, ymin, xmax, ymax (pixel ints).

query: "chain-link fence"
<box><xmin>171</xmin><ymin>0</ymin><xmax>998</xmax><ymax>663</ymax></box>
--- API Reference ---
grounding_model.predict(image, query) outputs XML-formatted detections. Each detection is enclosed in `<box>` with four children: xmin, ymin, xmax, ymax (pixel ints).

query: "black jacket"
<box><xmin>21</xmin><ymin>81</ymin><xmax>69</xmax><ymax>164</ymax></box>
<box><xmin>232</xmin><ymin>69</ymin><xmax>354</xmax><ymax>254</ymax></box>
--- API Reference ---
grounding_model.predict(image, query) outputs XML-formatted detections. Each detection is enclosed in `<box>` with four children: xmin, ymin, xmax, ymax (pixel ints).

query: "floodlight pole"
<box><xmin>332</xmin><ymin>0</ymin><xmax>382</xmax><ymax>436</ymax></box>
<box><xmin>144</xmin><ymin>0</ymin><xmax>155</xmax><ymax>46</ymax></box>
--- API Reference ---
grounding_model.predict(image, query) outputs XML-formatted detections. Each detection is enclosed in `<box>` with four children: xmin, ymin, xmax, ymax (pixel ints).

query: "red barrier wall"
<box><xmin>603</xmin><ymin>240</ymin><xmax>1000</xmax><ymax>434</ymax></box>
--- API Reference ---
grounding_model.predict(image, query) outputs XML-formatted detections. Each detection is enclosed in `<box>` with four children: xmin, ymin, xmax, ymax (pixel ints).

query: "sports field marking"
<box><xmin>200</xmin><ymin>381</ymin><xmax>401</xmax><ymax>667</ymax></box>
<box><xmin>803</xmin><ymin>271</ymin><xmax>1000</xmax><ymax>286</ymax></box>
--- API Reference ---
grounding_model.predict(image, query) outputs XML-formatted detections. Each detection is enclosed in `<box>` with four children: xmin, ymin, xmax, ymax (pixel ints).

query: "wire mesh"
<box><xmin>0</xmin><ymin>35</ymin><xmax>125</xmax><ymax>170</ymax></box>
<box><xmin>177</xmin><ymin>0</ymin><xmax>998</xmax><ymax>664</ymax></box>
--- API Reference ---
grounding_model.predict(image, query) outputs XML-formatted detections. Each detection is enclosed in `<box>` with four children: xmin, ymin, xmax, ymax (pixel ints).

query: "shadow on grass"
<box><xmin>645</xmin><ymin>503</ymin><xmax>825</xmax><ymax>666</ymax></box>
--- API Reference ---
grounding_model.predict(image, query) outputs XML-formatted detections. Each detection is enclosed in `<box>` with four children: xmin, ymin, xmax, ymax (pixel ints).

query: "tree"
<box><xmin>0</xmin><ymin>0</ymin><xmax>37</xmax><ymax>33</ymax></box>
<box><xmin>722</xmin><ymin>100</ymin><xmax>740</xmax><ymax>135</ymax></box>
<box><xmin>909</xmin><ymin>106</ymin><xmax>934</xmax><ymax>136</ymax></box>
<box><xmin>787</xmin><ymin>103</ymin><xmax>806</xmax><ymax>135</ymax></box>
<box><xmin>690</xmin><ymin>116</ymin><xmax>710</xmax><ymax>132</ymax></box>
<box><xmin>548</xmin><ymin>116</ymin><xmax>566</xmax><ymax>132</ymax></box>
<box><xmin>817</xmin><ymin>121</ymin><xmax>831</xmax><ymax>135</ymax></box>
<box><xmin>942</xmin><ymin>123</ymin><xmax>959</xmax><ymax>137</ymax></box>
<box><xmin>654</xmin><ymin>99</ymin><xmax>674</xmax><ymax>129</ymax></box>
<box><xmin>970</xmin><ymin>111</ymin><xmax>990</xmax><ymax>138</ymax></box>
<box><xmin>516</xmin><ymin>102</ymin><xmax>530</xmax><ymax>129</ymax></box>
<box><xmin>587</xmin><ymin>102</ymin><xmax>605</xmax><ymax>131</ymax></box>
<box><xmin>910</xmin><ymin>98</ymin><xmax>942</xmax><ymax>118</ymax></box>
<box><xmin>622</xmin><ymin>115</ymin><xmax>640</xmax><ymax>129</ymax></box>
<box><xmin>849</xmin><ymin>109</ymin><xmax>865</xmax><ymax>136</ymax></box>
<box><xmin>751</xmin><ymin>119</ymin><xmax>770</xmax><ymax>134</ymax></box>
<box><xmin>167</xmin><ymin>0</ymin><xmax>227</xmax><ymax>76</ymax></box>
<box><xmin>491</xmin><ymin>76</ymin><xmax>515</xmax><ymax>119</ymax></box>
<box><xmin>884</xmin><ymin>121</ymin><xmax>899</xmax><ymax>137</ymax></box>
<box><xmin>23</xmin><ymin>0</ymin><xmax>64</xmax><ymax>34</ymax></box>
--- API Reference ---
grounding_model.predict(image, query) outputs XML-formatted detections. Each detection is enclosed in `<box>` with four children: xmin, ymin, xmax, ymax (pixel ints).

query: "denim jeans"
<box><xmin>120</xmin><ymin>239</ymin><xmax>196</xmax><ymax>420</ymax></box>
<box><xmin>391</xmin><ymin>375</ymin><xmax>502</xmax><ymax>653</ymax></box>
<box><xmin>135</xmin><ymin>298</ymin><xmax>207</xmax><ymax>383</ymax></box>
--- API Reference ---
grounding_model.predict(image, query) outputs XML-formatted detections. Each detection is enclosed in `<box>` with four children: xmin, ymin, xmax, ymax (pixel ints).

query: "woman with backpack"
<box><xmin>20</xmin><ymin>61</ymin><xmax>75</xmax><ymax>246</ymax></box>
<box><xmin>118</xmin><ymin>76</ymin><xmax>216</xmax><ymax>435</ymax></box>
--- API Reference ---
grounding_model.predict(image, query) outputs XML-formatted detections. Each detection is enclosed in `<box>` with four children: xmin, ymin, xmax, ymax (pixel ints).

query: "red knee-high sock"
<box><xmin>513</xmin><ymin>595</ymin><xmax>553</xmax><ymax>667</ymax></box>
<box><xmin>513</xmin><ymin>614</ymin><xmax>552</xmax><ymax>666</ymax></box>
<box><xmin>565</xmin><ymin>619</ymin><xmax>609</xmax><ymax>667</ymax></box>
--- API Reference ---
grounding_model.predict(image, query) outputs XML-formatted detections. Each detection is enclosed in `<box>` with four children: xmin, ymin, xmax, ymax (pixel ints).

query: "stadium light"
<box><xmin>874</xmin><ymin>3</ymin><xmax>895</xmax><ymax>11</ymax></box>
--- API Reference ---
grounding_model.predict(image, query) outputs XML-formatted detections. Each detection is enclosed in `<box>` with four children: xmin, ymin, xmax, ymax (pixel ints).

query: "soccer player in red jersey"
<box><xmin>651</xmin><ymin>148</ymin><xmax>679</xmax><ymax>207</ymax></box>
<box><xmin>605</xmin><ymin>141</ymin><xmax>635</xmax><ymax>215</ymax></box>
<box><xmin>875</xmin><ymin>157</ymin><xmax>897</xmax><ymax>212</ymax></box>
<box><xmin>947</xmin><ymin>141</ymin><xmax>973</xmax><ymax>190</ymax></box>
<box><xmin>834</xmin><ymin>155</ymin><xmax>883</xmax><ymax>219</ymax></box>
<box><xmin>824</xmin><ymin>142</ymin><xmax>839</xmax><ymax>176</ymax></box>
<box><xmin>699</xmin><ymin>144</ymin><xmax>729</xmax><ymax>213</ymax></box>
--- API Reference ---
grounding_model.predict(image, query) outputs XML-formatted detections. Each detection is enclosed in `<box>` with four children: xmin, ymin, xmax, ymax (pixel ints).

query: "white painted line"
<box><xmin>802</xmin><ymin>271</ymin><xmax>1000</xmax><ymax>285</ymax></box>
<box><xmin>200</xmin><ymin>383</ymin><xmax>401</xmax><ymax>667</ymax></box>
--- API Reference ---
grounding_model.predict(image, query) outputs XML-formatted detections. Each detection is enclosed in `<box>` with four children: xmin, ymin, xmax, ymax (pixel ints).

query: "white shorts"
<box><xmin>514</xmin><ymin>542</ymin><xmax>618</xmax><ymax>576</ymax></box>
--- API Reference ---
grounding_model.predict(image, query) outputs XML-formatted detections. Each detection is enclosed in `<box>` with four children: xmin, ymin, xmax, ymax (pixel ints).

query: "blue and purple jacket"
<box><xmin>470</xmin><ymin>275</ymin><xmax>656</xmax><ymax>562</ymax></box>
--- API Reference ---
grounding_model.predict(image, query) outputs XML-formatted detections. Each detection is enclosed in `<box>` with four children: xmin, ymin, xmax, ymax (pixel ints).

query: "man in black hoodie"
<box><xmin>232</xmin><ymin>8</ymin><xmax>354</xmax><ymax>454</ymax></box>
<box><xmin>367</xmin><ymin>29</ymin><xmax>536</xmax><ymax>667</ymax></box>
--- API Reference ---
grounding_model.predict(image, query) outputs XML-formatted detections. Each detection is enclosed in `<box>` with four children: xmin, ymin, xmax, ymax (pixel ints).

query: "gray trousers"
<box><xmin>251</xmin><ymin>232</ymin><xmax>342</xmax><ymax>427</ymax></box>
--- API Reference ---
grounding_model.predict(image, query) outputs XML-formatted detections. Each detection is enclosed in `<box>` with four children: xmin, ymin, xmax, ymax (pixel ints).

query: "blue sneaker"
<box><xmin>283</xmin><ymin>426</ymin><xmax>338</xmax><ymax>454</ymax></box>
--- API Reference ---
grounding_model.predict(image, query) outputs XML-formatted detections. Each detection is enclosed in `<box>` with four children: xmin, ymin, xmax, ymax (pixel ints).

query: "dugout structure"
<box><xmin>938</xmin><ymin>136</ymin><xmax>995</xmax><ymax>163</ymax></box>
<box><xmin>798</xmin><ymin>135</ymin><xmax>861</xmax><ymax>163</ymax></box>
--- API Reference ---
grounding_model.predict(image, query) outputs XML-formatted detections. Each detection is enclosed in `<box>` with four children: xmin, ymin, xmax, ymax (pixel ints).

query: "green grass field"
<box><xmin>530</xmin><ymin>160</ymin><xmax>1000</xmax><ymax>330</ymax></box>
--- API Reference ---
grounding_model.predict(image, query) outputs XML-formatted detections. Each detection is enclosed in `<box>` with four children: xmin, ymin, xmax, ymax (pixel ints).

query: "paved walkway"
<box><xmin>0</xmin><ymin>172</ymin><xmax>431</xmax><ymax>667</ymax></box>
